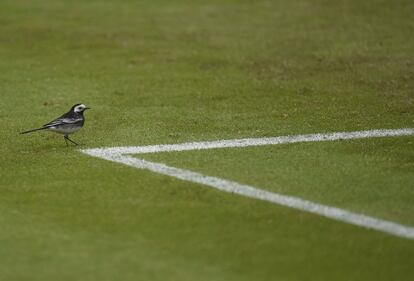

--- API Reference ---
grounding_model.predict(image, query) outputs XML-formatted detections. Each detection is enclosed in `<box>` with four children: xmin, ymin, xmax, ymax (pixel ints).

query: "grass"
<box><xmin>142</xmin><ymin>137</ymin><xmax>414</xmax><ymax>225</ymax></box>
<box><xmin>0</xmin><ymin>0</ymin><xmax>413</xmax><ymax>280</ymax></box>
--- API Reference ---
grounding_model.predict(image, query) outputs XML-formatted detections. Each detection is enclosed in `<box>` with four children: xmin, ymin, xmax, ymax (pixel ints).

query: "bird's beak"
<box><xmin>85</xmin><ymin>107</ymin><xmax>91</xmax><ymax>110</ymax></box>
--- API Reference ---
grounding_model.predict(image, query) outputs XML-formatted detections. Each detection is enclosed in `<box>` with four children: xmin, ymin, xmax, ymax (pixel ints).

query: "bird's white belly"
<box><xmin>48</xmin><ymin>125</ymin><xmax>80</xmax><ymax>135</ymax></box>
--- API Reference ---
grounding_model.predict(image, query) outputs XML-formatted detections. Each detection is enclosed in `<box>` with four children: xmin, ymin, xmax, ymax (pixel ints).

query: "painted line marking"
<box><xmin>80</xmin><ymin>128</ymin><xmax>414</xmax><ymax>240</ymax></box>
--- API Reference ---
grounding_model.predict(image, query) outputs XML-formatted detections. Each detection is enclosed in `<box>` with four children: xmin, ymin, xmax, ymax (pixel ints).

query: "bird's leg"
<box><xmin>64</xmin><ymin>135</ymin><xmax>68</xmax><ymax>146</ymax></box>
<box><xmin>64</xmin><ymin>135</ymin><xmax>79</xmax><ymax>146</ymax></box>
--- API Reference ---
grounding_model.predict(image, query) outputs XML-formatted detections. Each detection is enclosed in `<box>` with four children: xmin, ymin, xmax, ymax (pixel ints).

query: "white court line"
<box><xmin>81</xmin><ymin>128</ymin><xmax>414</xmax><ymax>240</ymax></box>
<box><xmin>83</xmin><ymin>128</ymin><xmax>414</xmax><ymax>155</ymax></box>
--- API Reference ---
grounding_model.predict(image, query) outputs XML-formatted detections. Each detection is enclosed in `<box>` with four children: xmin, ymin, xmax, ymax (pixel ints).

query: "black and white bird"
<box><xmin>20</xmin><ymin>103</ymin><xmax>91</xmax><ymax>146</ymax></box>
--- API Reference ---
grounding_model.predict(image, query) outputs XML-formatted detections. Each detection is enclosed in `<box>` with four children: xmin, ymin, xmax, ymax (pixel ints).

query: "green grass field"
<box><xmin>1</xmin><ymin>0</ymin><xmax>414</xmax><ymax>280</ymax></box>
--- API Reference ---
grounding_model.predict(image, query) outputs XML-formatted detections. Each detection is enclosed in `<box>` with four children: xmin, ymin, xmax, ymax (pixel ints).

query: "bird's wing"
<box><xmin>43</xmin><ymin>117</ymin><xmax>83</xmax><ymax>128</ymax></box>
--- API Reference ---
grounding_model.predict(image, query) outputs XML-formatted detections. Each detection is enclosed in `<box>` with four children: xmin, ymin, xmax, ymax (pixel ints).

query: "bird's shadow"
<box><xmin>18</xmin><ymin>134</ymin><xmax>86</xmax><ymax>151</ymax></box>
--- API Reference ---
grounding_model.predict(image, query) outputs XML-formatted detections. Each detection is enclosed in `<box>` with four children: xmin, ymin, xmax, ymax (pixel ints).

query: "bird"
<box><xmin>20</xmin><ymin>103</ymin><xmax>91</xmax><ymax>146</ymax></box>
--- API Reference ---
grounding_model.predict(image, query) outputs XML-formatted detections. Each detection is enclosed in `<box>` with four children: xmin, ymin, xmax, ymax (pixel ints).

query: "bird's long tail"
<box><xmin>20</xmin><ymin>127</ymin><xmax>47</xmax><ymax>134</ymax></box>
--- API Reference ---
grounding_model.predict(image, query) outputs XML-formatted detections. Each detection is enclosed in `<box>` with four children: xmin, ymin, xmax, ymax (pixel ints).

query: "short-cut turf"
<box><xmin>0</xmin><ymin>0</ymin><xmax>413</xmax><ymax>280</ymax></box>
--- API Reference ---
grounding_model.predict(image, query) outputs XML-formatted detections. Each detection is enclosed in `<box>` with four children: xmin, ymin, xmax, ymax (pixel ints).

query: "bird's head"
<box><xmin>72</xmin><ymin>103</ymin><xmax>91</xmax><ymax>113</ymax></box>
